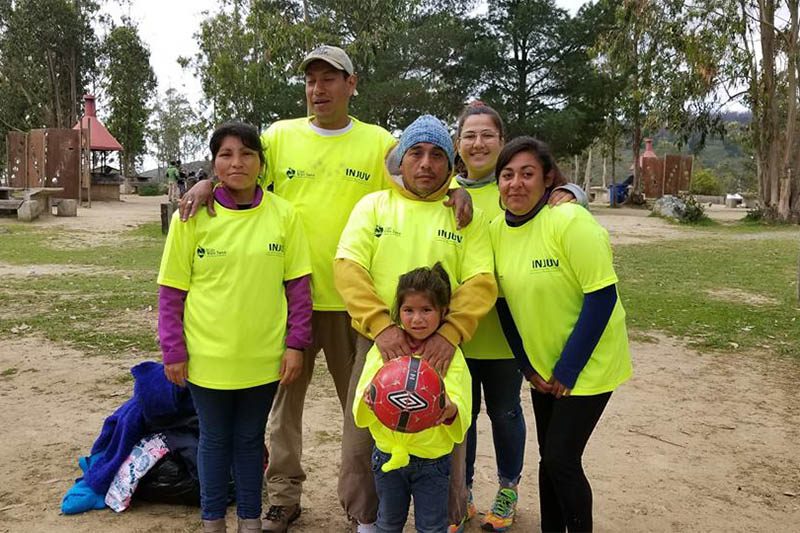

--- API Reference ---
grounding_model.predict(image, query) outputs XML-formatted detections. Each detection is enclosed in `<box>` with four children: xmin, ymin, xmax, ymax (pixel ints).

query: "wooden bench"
<box><xmin>0</xmin><ymin>198</ymin><xmax>24</xmax><ymax>215</ymax></box>
<box><xmin>0</xmin><ymin>186</ymin><xmax>24</xmax><ymax>200</ymax></box>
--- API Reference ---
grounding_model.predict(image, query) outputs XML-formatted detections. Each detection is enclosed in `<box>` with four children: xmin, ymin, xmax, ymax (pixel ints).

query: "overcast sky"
<box><xmin>101</xmin><ymin>0</ymin><xmax>590</xmax><ymax>168</ymax></box>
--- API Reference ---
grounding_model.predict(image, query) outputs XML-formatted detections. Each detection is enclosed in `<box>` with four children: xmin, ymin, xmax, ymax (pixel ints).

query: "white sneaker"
<box><xmin>356</xmin><ymin>522</ymin><xmax>378</xmax><ymax>533</ymax></box>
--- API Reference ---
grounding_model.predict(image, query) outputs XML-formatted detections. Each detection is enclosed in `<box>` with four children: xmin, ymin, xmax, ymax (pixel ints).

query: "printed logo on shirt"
<box><xmin>531</xmin><ymin>258</ymin><xmax>560</xmax><ymax>271</ymax></box>
<box><xmin>285</xmin><ymin>167</ymin><xmax>315</xmax><ymax>180</ymax></box>
<box><xmin>374</xmin><ymin>225</ymin><xmax>401</xmax><ymax>238</ymax></box>
<box><xmin>435</xmin><ymin>228</ymin><xmax>463</xmax><ymax>245</ymax></box>
<box><xmin>196</xmin><ymin>246</ymin><xmax>227</xmax><ymax>258</ymax></box>
<box><xmin>344</xmin><ymin>167</ymin><xmax>371</xmax><ymax>183</ymax></box>
<box><xmin>266</xmin><ymin>242</ymin><xmax>284</xmax><ymax>256</ymax></box>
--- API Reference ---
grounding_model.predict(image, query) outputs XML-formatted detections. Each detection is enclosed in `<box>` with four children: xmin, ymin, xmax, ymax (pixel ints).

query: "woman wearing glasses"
<box><xmin>448</xmin><ymin>102</ymin><xmax>586</xmax><ymax>532</ymax></box>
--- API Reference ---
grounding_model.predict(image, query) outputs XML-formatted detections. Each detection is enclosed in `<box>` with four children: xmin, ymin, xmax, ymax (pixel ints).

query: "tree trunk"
<box><xmin>573</xmin><ymin>155</ymin><xmax>579</xmax><ymax>184</ymax></box>
<box><xmin>779</xmin><ymin>174</ymin><xmax>791</xmax><ymax>219</ymax></box>
<box><xmin>602</xmin><ymin>154</ymin><xmax>607</xmax><ymax>189</ymax></box>
<box><xmin>759</xmin><ymin>0</ymin><xmax>781</xmax><ymax>212</ymax></box>
<box><xmin>583</xmin><ymin>147</ymin><xmax>593</xmax><ymax>192</ymax></box>
<box><xmin>632</xmin><ymin>120</ymin><xmax>642</xmax><ymax>196</ymax></box>
<box><xmin>610</xmin><ymin>136</ymin><xmax>618</xmax><ymax>208</ymax></box>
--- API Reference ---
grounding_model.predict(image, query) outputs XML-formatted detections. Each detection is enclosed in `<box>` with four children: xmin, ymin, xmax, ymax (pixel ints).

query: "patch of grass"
<box><xmin>113</xmin><ymin>372</ymin><xmax>134</xmax><ymax>384</ymax></box>
<box><xmin>615</xmin><ymin>235</ymin><xmax>800</xmax><ymax>357</ymax></box>
<box><xmin>127</xmin><ymin>221</ymin><xmax>164</xmax><ymax>239</ymax></box>
<box><xmin>0</xmin><ymin>225</ymin><xmax>164</xmax><ymax>270</ymax></box>
<box><xmin>1</xmin><ymin>367</ymin><xmax>18</xmax><ymax>377</ymax></box>
<box><xmin>0</xmin><ymin>272</ymin><xmax>159</xmax><ymax>356</ymax></box>
<box><xmin>627</xmin><ymin>331</ymin><xmax>660</xmax><ymax>344</ymax></box>
<box><xmin>719</xmin><ymin>220</ymin><xmax>800</xmax><ymax>235</ymax></box>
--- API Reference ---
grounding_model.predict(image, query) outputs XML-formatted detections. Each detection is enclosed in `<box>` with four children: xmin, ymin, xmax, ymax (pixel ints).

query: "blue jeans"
<box><xmin>188</xmin><ymin>381</ymin><xmax>278</xmax><ymax>520</ymax></box>
<box><xmin>372</xmin><ymin>447</ymin><xmax>450</xmax><ymax>533</ymax></box>
<box><xmin>465</xmin><ymin>358</ymin><xmax>526</xmax><ymax>488</ymax></box>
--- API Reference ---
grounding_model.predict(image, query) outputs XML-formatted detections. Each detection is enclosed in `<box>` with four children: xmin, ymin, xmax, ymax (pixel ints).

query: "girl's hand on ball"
<box><xmin>436</xmin><ymin>393</ymin><xmax>458</xmax><ymax>426</ymax></box>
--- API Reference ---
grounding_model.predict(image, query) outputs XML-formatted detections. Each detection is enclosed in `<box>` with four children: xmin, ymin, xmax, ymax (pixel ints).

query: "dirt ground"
<box><xmin>0</xmin><ymin>196</ymin><xmax>798</xmax><ymax>532</ymax></box>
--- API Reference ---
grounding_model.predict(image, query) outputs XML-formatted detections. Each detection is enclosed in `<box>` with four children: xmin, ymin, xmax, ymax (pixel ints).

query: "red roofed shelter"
<box><xmin>72</xmin><ymin>94</ymin><xmax>124</xmax><ymax>201</ymax></box>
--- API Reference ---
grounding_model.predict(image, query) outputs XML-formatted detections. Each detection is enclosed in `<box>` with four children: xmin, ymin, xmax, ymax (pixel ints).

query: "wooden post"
<box><xmin>161</xmin><ymin>201</ymin><xmax>177</xmax><ymax>235</ymax></box>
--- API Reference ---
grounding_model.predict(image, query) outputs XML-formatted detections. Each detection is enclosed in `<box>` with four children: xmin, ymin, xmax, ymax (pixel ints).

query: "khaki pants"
<box><xmin>340</xmin><ymin>335</ymin><xmax>469</xmax><ymax>525</ymax></box>
<box><xmin>167</xmin><ymin>182</ymin><xmax>180</xmax><ymax>203</ymax></box>
<box><xmin>265</xmin><ymin>311</ymin><xmax>357</xmax><ymax>508</ymax></box>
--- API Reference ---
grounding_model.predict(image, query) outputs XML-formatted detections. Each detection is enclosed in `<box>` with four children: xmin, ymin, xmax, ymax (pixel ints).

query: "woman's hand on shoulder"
<box><xmin>164</xmin><ymin>362</ymin><xmax>188</xmax><ymax>387</ymax></box>
<box><xmin>279</xmin><ymin>348</ymin><xmax>304</xmax><ymax>385</ymax></box>
<box><xmin>548</xmin><ymin>188</ymin><xmax>576</xmax><ymax>206</ymax></box>
<box><xmin>444</xmin><ymin>188</ymin><xmax>473</xmax><ymax>229</ymax></box>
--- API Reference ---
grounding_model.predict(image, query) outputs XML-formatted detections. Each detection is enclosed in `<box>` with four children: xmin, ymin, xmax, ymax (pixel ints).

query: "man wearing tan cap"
<box><xmin>180</xmin><ymin>45</ymin><xmax>471</xmax><ymax>532</ymax></box>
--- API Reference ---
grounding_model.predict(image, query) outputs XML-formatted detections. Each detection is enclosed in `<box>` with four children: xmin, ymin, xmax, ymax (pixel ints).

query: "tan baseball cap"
<box><xmin>299</xmin><ymin>45</ymin><xmax>355</xmax><ymax>75</ymax></box>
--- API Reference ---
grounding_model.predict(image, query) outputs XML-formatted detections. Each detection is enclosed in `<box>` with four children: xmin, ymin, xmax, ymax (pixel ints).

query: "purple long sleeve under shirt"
<box><xmin>158</xmin><ymin>185</ymin><xmax>313</xmax><ymax>364</ymax></box>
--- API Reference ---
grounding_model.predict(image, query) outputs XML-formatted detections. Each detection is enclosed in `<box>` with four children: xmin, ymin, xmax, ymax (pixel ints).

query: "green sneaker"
<box><xmin>481</xmin><ymin>487</ymin><xmax>518</xmax><ymax>531</ymax></box>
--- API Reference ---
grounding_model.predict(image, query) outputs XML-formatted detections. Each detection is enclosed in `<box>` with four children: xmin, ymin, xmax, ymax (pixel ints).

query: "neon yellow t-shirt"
<box><xmin>489</xmin><ymin>203</ymin><xmax>632</xmax><ymax>396</ymax></box>
<box><xmin>450</xmin><ymin>180</ymin><xmax>512</xmax><ymax>360</ymax></box>
<box><xmin>353</xmin><ymin>344</ymin><xmax>472</xmax><ymax>472</ymax></box>
<box><xmin>157</xmin><ymin>191</ymin><xmax>312</xmax><ymax>390</ymax></box>
<box><xmin>335</xmin><ymin>188</ymin><xmax>494</xmax><ymax>312</ymax></box>
<box><xmin>261</xmin><ymin>117</ymin><xmax>396</xmax><ymax>311</ymax></box>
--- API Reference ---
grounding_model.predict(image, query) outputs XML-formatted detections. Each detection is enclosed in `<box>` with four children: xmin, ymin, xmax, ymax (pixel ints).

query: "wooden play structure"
<box><xmin>3</xmin><ymin>94</ymin><xmax>124</xmax><ymax>220</ymax></box>
<box><xmin>640</xmin><ymin>138</ymin><xmax>694</xmax><ymax>199</ymax></box>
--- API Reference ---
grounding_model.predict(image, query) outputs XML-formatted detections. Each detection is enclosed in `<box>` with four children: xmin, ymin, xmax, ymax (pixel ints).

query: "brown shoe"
<box><xmin>203</xmin><ymin>518</ymin><xmax>227</xmax><ymax>533</ymax></box>
<box><xmin>238</xmin><ymin>517</ymin><xmax>262</xmax><ymax>532</ymax></box>
<box><xmin>261</xmin><ymin>504</ymin><xmax>301</xmax><ymax>532</ymax></box>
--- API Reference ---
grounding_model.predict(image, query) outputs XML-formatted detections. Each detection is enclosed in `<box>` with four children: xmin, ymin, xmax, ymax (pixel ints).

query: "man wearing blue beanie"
<box><xmin>335</xmin><ymin>114</ymin><xmax>497</xmax><ymax>532</ymax></box>
<box><xmin>394</xmin><ymin>115</ymin><xmax>455</xmax><ymax>168</ymax></box>
<box><xmin>385</xmin><ymin>114</ymin><xmax>456</xmax><ymax>198</ymax></box>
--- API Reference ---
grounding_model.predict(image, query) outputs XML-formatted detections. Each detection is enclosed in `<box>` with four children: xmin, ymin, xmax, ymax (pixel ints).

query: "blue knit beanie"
<box><xmin>395</xmin><ymin>115</ymin><xmax>455</xmax><ymax>170</ymax></box>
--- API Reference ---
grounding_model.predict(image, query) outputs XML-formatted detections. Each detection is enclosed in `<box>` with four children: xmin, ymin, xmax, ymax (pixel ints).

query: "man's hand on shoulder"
<box><xmin>179</xmin><ymin>179</ymin><xmax>215</xmax><ymax>221</ymax></box>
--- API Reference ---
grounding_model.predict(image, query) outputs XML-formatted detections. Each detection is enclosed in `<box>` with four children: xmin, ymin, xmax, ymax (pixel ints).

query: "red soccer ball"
<box><xmin>365</xmin><ymin>355</ymin><xmax>446</xmax><ymax>433</ymax></box>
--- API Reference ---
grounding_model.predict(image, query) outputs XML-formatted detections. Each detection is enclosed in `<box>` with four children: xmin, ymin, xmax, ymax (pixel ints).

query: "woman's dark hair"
<box><xmin>495</xmin><ymin>136</ymin><xmax>568</xmax><ymax>189</ymax></box>
<box><xmin>392</xmin><ymin>262</ymin><xmax>451</xmax><ymax>322</ymax></box>
<box><xmin>209</xmin><ymin>121</ymin><xmax>265</xmax><ymax>165</ymax></box>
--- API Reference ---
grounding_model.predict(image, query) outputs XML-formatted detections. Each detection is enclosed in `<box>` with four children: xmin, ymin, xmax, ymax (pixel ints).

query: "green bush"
<box><xmin>137</xmin><ymin>183</ymin><xmax>166</xmax><ymax>196</ymax></box>
<box><xmin>690</xmin><ymin>168</ymin><xmax>723</xmax><ymax>195</ymax></box>
<box><xmin>679</xmin><ymin>194</ymin><xmax>710</xmax><ymax>224</ymax></box>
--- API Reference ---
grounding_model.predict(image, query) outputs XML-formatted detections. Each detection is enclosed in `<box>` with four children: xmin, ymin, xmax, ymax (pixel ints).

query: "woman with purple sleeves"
<box><xmin>157</xmin><ymin>122</ymin><xmax>313</xmax><ymax>533</ymax></box>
